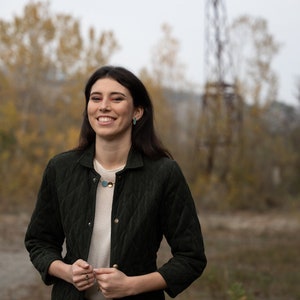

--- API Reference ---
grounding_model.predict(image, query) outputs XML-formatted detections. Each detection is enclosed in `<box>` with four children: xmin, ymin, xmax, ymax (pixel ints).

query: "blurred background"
<box><xmin>0</xmin><ymin>1</ymin><xmax>299</xmax><ymax>299</ymax></box>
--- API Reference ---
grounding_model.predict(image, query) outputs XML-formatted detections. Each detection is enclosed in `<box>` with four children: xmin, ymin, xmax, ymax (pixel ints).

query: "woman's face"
<box><xmin>87</xmin><ymin>78</ymin><xmax>142</xmax><ymax>142</ymax></box>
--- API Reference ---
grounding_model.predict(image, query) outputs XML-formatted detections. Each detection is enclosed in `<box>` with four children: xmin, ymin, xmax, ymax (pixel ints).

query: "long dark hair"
<box><xmin>76</xmin><ymin>66</ymin><xmax>172</xmax><ymax>159</ymax></box>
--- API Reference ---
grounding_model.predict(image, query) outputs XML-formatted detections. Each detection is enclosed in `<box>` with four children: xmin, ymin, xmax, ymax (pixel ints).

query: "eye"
<box><xmin>111</xmin><ymin>97</ymin><xmax>124</xmax><ymax>102</ymax></box>
<box><xmin>90</xmin><ymin>96</ymin><xmax>101</xmax><ymax>102</ymax></box>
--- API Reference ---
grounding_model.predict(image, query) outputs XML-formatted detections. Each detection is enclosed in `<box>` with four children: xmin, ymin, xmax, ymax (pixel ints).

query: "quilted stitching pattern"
<box><xmin>25</xmin><ymin>145</ymin><xmax>206</xmax><ymax>299</ymax></box>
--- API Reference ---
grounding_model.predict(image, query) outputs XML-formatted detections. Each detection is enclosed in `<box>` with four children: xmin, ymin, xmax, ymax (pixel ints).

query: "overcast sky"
<box><xmin>1</xmin><ymin>0</ymin><xmax>299</xmax><ymax>105</ymax></box>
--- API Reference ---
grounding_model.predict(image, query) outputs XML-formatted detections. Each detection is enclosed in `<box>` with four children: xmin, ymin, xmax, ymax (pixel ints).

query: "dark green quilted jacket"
<box><xmin>25</xmin><ymin>144</ymin><xmax>206</xmax><ymax>299</ymax></box>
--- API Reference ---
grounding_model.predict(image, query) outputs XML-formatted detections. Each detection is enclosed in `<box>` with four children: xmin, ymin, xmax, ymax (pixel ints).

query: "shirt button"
<box><xmin>114</xmin><ymin>218</ymin><xmax>119</xmax><ymax>224</ymax></box>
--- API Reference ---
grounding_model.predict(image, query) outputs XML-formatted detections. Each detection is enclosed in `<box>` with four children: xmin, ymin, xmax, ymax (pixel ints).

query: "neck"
<box><xmin>95</xmin><ymin>137</ymin><xmax>131</xmax><ymax>170</ymax></box>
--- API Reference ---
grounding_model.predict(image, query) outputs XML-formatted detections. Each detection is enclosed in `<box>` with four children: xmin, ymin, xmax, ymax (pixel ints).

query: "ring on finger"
<box><xmin>85</xmin><ymin>274</ymin><xmax>89</xmax><ymax>281</ymax></box>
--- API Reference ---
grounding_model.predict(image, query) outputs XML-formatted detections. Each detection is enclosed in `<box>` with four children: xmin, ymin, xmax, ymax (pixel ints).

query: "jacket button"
<box><xmin>112</xmin><ymin>264</ymin><xmax>119</xmax><ymax>269</ymax></box>
<box><xmin>88</xmin><ymin>221</ymin><xmax>92</xmax><ymax>227</ymax></box>
<box><xmin>113</xmin><ymin>218</ymin><xmax>119</xmax><ymax>224</ymax></box>
<box><xmin>92</xmin><ymin>177</ymin><xmax>97</xmax><ymax>183</ymax></box>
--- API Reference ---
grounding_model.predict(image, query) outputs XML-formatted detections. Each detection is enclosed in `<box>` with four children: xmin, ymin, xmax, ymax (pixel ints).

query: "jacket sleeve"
<box><xmin>24</xmin><ymin>160</ymin><xmax>65</xmax><ymax>285</ymax></box>
<box><xmin>157</xmin><ymin>160</ymin><xmax>207</xmax><ymax>298</ymax></box>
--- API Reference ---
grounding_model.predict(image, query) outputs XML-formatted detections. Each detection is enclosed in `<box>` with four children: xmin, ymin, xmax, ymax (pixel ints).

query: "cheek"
<box><xmin>86</xmin><ymin>103</ymin><xmax>94</xmax><ymax>124</ymax></box>
<box><xmin>87</xmin><ymin>102</ymin><xmax>95</xmax><ymax>116</ymax></box>
<box><xmin>87</xmin><ymin>102</ymin><xmax>91</xmax><ymax>113</ymax></box>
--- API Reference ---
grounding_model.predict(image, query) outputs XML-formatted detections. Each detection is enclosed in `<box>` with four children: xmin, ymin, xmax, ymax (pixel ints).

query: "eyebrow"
<box><xmin>90</xmin><ymin>91</ymin><xmax>127</xmax><ymax>97</ymax></box>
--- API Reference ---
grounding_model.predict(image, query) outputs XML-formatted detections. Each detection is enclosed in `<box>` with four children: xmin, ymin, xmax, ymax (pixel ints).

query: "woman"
<box><xmin>25</xmin><ymin>66</ymin><xmax>207</xmax><ymax>300</ymax></box>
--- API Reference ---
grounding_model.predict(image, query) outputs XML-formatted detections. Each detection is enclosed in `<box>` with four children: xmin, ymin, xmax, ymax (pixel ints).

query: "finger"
<box><xmin>97</xmin><ymin>284</ymin><xmax>110</xmax><ymax>295</ymax></box>
<box><xmin>81</xmin><ymin>272</ymin><xmax>95</xmax><ymax>283</ymax></box>
<box><xmin>73</xmin><ymin>270</ymin><xmax>93</xmax><ymax>284</ymax></box>
<box><xmin>76</xmin><ymin>259</ymin><xmax>91</xmax><ymax>269</ymax></box>
<box><xmin>75</xmin><ymin>274</ymin><xmax>95</xmax><ymax>291</ymax></box>
<box><xmin>94</xmin><ymin>267</ymin><xmax>115</xmax><ymax>275</ymax></box>
<box><xmin>73</xmin><ymin>262</ymin><xmax>93</xmax><ymax>280</ymax></box>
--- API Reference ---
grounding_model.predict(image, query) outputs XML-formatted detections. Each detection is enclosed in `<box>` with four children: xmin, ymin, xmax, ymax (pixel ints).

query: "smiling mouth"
<box><xmin>97</xmin><ymin>116</ymin><xmax>114</xmax><ymax>123</ymax></box>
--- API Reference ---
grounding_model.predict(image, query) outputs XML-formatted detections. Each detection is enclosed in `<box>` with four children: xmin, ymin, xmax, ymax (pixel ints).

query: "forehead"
<box><xmin>91</xmin><ymin>78</ymin><xmax>130</xmax><ymax>95</ymax></box>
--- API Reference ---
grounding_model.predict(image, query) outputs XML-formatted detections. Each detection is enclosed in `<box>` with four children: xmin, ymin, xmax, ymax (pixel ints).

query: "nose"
<box><xmin>99</xmin><ymin>98</ymin><xmax>111</xmax><ymax>111</ymax></box>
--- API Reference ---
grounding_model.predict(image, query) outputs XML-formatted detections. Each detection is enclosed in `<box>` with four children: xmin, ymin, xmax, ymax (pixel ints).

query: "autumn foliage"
<box><xmin>0</xmin><ymin>3</ymin><xmax>299</xmax><ymax>212</ymax></box>
<box><xmin>0</xmin><ymin>2</ymin><xmax>119</xmax><ymax>210</ymax></box>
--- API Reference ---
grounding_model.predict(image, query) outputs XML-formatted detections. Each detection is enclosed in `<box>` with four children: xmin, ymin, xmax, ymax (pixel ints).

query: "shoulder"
<box><xmin>46</xmin><ymin>144</ymin><xmax>95</xmax><ymax>175</ymax></box>
<box><xmin>127</xmin><ymin>148</ymin><xmax>178</xmax><ymax>172</ymax></box>
<box><xmin>146</xmin><ymin>155</ymin><xmax>180</xmax><ymax>168</ymax></box>
<box><xmin>49</xmin><ymin>149</ymin><xmax>83</xmax><ymax>167</ymax></box>
<box><xmin>44</xmin><ymin>149</ymin><xmax>89</xmax><ymax>178</ymax></box>
<box><xmin>142</xmin><ymin>155</ymin><xmax>183</xmax><ymax>178</ymax></box>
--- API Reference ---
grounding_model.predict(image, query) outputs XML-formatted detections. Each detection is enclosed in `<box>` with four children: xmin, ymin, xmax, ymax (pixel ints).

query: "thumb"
<box><xmin>94</xmin><ymin>267</ymin><xmax>115</xmax><ymax>275</ymax></box>
<box><xmin>76</xmin><ymin>259</ymin><xmax>90</xmax><ymax>269</ymax></box>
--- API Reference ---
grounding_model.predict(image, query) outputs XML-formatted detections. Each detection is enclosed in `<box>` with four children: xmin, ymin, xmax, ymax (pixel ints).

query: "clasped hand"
<box><xmin>70</xmin><ymin>259</ymin><xmax>132</xmax><ymax>298</ymax></box>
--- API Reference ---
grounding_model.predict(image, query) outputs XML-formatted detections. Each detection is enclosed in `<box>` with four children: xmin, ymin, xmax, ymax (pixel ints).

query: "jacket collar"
<box><xmin>77</xmin><ymin>143</ymin><xmax>144</xmax><ymax>171</ymax></box>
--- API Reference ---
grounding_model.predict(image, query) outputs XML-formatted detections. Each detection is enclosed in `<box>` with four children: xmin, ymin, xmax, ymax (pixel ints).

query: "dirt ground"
<box><xmin>0</xmin><ymin>212</ymin><xmax>50</xmax><ymax>300</ymax></box>
<box><xmin>1</xmin><ymin>210</ymin><xmax>299</xmax><ymax>300</ymax></box>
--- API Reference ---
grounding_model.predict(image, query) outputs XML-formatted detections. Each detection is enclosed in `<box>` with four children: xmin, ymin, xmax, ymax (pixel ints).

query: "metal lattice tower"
<box><xmin>205</xmin><ymin>0</ymin><xmax>231</xmax><ymax>84</ymax></box>
<box><xmin>197</xmin><ymin>0</ymin><xmax>243</xmax><ymax>176</ymax></box>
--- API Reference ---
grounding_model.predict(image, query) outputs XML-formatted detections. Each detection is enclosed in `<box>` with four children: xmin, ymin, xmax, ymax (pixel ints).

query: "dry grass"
<box><xmin>167</xmin><ymin>211</ymin><xmax>300</xmax><ymax>300</ymax></box>
<box><xmin>1</xmin><ymin>210</ymin><xmax>299</xmax><ymax>300</ymax></box>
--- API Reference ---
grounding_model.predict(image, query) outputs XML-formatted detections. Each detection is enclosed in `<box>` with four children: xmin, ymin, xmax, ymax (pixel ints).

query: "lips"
<box><xmin>97</xmin><ymin>116</ymin><xmax>114</xmax><ymax>122</ymax></box>
<box><xmin>95</xmin><ymin>116</ymin><xmax>116</xmax><ymax>126</ymax></box>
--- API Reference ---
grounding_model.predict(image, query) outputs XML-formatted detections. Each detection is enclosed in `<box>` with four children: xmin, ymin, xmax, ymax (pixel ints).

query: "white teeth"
<box><xmin>98</xmin><ymin>117</ymin><xmax>113</xmax><ymax>122</ymax></box>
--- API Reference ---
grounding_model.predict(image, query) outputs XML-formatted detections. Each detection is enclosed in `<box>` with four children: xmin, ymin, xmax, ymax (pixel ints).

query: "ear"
<box><xmin>134</xmin><ymin>106</ymin><xmax>144</xmax><ymax>121</ymax></box>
